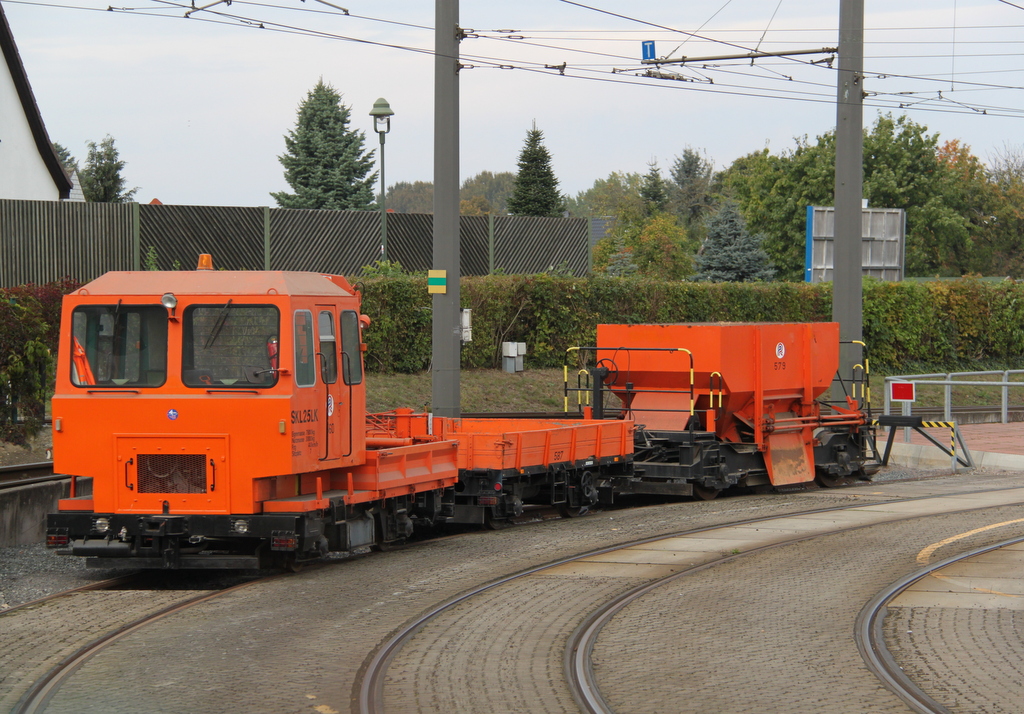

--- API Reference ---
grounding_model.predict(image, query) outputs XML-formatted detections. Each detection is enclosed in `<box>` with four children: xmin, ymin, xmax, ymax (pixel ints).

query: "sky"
<box><xmin>3</xmin><ymin>0</ymin><xmax>1024</xmax><ymax>207</ymax></box>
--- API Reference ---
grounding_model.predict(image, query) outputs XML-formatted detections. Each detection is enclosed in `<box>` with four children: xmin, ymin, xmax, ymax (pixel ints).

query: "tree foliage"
<box><xmin>53</xmin><ymin>142</ymin><xmax>78</xmax><ymax>176</ymax></box>
<box><xmin>565</xmin><ymin>172</ymin><xmax>644</xmax><ymax>219</ymax></box>
<box><xmin>79</xmin><ymin>135</ymin><xmax>137</xmax><ymax>203</ymax></box>
<box><xmin>461</xmin><ymin>170</ymin><xmax>516</xmax><ymax>215</ymax></box>
<box><xmin>668</xmin><ymin>146</ymin><xmax>716</xmax><ymax>234</ymax></box>
<box><xmin>507</xmin><ymin>126</ymin><xmax>564</xmax><ymax>217</ymax></box>
<box><xmin>695</xmin><ymin>201</ymin><xmax>775</xmax><ymax>282</ymax></box>
<box><xmin>386</xmin><ymin>180</ymin><xmax>434</xmax><ymax>213</ymax></box>
<box><xmin>639</xmin><ymin>160</ymin><xmax>669</xmax><ymax>214</ymax></box>
<box><xmin>272</xmin><ymin>80</ymin><xmax>376</xmax><ymax>211</ymax></box>
<box><xmin>718</xmin><ymin>113</ymin><xmax>1023</xmax><ymax>280</ymax></box>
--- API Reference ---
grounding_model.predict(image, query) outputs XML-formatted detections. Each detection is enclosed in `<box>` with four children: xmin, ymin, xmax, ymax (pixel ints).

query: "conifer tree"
<box><xmin>507</xmin><ymin>125</ymin><xmax>564</xmax><ymax>217</ymax></box>
<box><xmin>79</xmin><ymin>136</ymin><xmax>137</xmax><ymax>203</ymax></box>
<box><xmin>695</xmin><ymin>201</ymin><xmax>775</xmax><ymax>282</ymax></box>
<box><xmin>639</xmin><ymin>160</ymin><xmax>668</xmax><ymax>215</ymax></box>
<box><xmin>53</xmin><ymin>143</ymin><xmax>78</xmax><ymax>176</ymax></box>
<box><xmin>272</xmin><ymin>80</ymin><xmax>376</xmax><ymax>210</ymax></box>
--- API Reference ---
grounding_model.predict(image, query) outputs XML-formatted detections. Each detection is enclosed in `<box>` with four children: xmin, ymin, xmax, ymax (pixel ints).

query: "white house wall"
<box><xmin>0</xmin><ymin>58</ymin><xmax>59</xmax><ymax>200</ymax></box>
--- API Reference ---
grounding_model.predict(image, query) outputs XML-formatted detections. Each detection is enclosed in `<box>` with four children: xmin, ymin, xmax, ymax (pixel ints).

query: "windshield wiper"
<box><xmin>203</xmin><ymin>299</ymin><xmax>233</xmax><ymax>349</ymax></box>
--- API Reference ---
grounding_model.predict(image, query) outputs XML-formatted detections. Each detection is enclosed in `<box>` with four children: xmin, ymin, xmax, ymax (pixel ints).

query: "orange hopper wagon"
<box><xmin>571</xmin><ymin>322</ymin><xmax>877</xmax><ymax>496</ymax></box>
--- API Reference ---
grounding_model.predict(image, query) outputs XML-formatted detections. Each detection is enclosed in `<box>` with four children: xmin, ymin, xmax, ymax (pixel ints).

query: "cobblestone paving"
<box><xmin>382</xmin><ymin>574</ymin><xmax>646</xmax><ymax>714</ymax></box>
<box><xmin>592</xmin><ymin>505</ymin><xmax>1024</xmax><ymax>714</ymax></box>
<box><xmin>4</xmin><ymin>469</ymin><xmax>1024</xmax><ymax>714</ymax></box>
<box><xmin>0</xmin><ymin>591</ymin><xmax>210</xmax><ymax>713</ymax></box>
<box><xmin>885</xmin><ymin>605</ymin><xmax>1024</xmax><ymax>712</ymax></box>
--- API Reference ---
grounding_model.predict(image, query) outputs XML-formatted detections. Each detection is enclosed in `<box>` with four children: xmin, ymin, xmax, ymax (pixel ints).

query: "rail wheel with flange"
<box><xmin>561</xmin><ymin>470</ymin><xmax>598</xmax><ymax>518</ymax></box>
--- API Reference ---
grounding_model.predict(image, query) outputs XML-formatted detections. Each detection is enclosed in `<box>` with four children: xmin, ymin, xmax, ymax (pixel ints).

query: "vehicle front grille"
<box><xmin>137</xmin><ymin>454</ymin><xmax>207</xmax><ymax>494</ymax></box>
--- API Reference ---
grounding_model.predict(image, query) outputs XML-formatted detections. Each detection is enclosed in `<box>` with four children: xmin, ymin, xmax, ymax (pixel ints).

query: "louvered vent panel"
<box><xmin>137</xmin><ymin>454</ymin><xmax>207</xmax><ymax>494</ymax></box>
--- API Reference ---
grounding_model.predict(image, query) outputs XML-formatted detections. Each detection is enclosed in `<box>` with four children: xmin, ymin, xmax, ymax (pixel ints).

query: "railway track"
<box><xmin>6</xmin><ymin>571</ymin><xmax>282</xmax><ymax>714</ymax></box>
<box><xmin>356</xmin><ymin>483</ymin><xmax>1024</xmax><ymax>714</ymax></box>
<box><xmin>857</xmin><ymin>534</ymin><xmax>1024</xmax><ymax>714</ymax></box>
<box><xmin>0</xmin><ymin>461</ymin><xmax>58</xmax><ymax>489</ymax></box>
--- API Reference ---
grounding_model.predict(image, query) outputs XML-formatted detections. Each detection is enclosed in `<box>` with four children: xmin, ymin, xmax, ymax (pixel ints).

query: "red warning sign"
<box><xmin>890</xmin><ymin>381</ymin><xmax>916</xmax><ymax>402</ymax></box>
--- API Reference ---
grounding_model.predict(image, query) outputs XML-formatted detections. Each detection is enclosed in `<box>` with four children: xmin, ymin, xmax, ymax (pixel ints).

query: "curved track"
<box><xmin>857</xmin><ymin>534</ymin><xmax>1024</xmax><ymax>714</ymax></box>
<box><xmin>2</xmin><ymin>572</ymin><xmax>281</xmax><ymax>714</ymax></box>
<box><xmin>356</xmin><ymin>484</ymin><xmax>1024</xmax><ymax>714</ymax></box>
<box><xmin>7</xmin><ymin>472</ymin><xmax>1024</xmax><ymax>713</ymax></box>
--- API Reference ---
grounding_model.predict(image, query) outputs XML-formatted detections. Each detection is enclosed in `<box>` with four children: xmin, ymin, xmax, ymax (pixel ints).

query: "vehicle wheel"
<box><xmin>485</xmin><ymin>510</ymin><xmax>512</xmax><ymax>530</ymax></box>
<box><xmin>815</xmin><ymin>472</ymin><xmax>846</xmax><ymax>488</ymax></box>
<box><xmin>692</xmin><ymin>483</ymin><xmax>720</xmax><ymax>501</ymax></box>
<box><xmin>561</xmin><ymin>471</ymin><xmax>597</xmax><ymax>517</ymax></box>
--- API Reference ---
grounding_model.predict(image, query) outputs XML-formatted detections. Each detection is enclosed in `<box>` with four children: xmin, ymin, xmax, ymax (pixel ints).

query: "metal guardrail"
<box><xmin>883</xmin><ymin>370</ymin><xmax>1024</xmax><ymax>424</ymax></box>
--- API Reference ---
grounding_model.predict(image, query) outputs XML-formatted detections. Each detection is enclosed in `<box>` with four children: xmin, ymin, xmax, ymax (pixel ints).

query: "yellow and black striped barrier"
<box><xmin>873</xmin><ymin>415</ymin><xmax>972</xmax><ymax>469</ymax></box>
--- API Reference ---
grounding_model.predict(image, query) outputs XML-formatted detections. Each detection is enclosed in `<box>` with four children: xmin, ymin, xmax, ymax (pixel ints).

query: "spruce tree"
<box><xmin>639</xmin><ymin>160</ymin><xmax>668</xmax><ymax>215</ymax></box>
<box><xmin>79</xmin><ymin>136</ymin><xmax>137</xmax><ymax>203</ymax></box>
<box><xmin>695</xmin><ymin>201</ymin><xmax>776</xmax><ymax>282</ymax></box>
<box><xmin>272</xmin><ymin>80</ymin><xmax>376</xmax><ymax>210</ymax></box>
<box><xmin>507</xmin><ymin>125</ymin><xmax>564</xmax><ymax>217</ymax></box>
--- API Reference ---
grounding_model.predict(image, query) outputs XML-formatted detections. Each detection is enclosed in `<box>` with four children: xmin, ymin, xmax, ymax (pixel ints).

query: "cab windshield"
<box><xmin>182</xmin><ymin>304</ymin><xmax>280</xmax><ymax>388</ymax></box>
<box><xmin>71</xmin><ymin>305</ymin><xmax>168</xmax><ymax>387</ymax></box>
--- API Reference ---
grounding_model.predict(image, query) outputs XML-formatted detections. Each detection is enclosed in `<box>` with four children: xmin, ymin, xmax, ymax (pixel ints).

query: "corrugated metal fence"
<box><xmin>0</xmin><ymin>200</ymin><xmax>589</xmax><ymax>286</ymax></box>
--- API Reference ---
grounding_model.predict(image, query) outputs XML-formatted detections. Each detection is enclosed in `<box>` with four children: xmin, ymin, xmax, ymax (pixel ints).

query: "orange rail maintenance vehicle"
<box><xmin>45</xmin><ymin>259</ymin><xmax>634</xmax><ymax>568</ymax></box>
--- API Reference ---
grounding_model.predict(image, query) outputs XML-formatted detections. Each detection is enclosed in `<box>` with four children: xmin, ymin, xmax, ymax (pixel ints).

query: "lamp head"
<box><xmin>370</xmin><ymin>97</ymin><xmax>394</xmax><ymax>134</ymax></box>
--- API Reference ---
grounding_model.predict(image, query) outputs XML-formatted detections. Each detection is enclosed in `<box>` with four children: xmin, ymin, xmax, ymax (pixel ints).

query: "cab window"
<box><xmin>182</xmin><ymin>304</ymin><xmax>279</xmax><ymax>388</ymax></box>
<box><xmin>294</xmin><ymin>310</ymin><xmax>315</xmax><ymax>387</ymax></box>
<box><xmin>340</xmin><ymin>310</ymin><xmax>363</xmax><ymax>385</ymax></box>
<box><xmin>318</xmin><ymin>311</ymin><xmax>338</xmax><ymax>385</ymax></box>
<box><xmin>71</xmin><ymin>305</ymin><xmax>167</xmax><ymax>387</ymax></box>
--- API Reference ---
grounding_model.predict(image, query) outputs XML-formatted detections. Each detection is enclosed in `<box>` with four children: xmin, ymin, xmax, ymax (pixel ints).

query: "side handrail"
<box><xmin>563</xmin><ymin>345</ymin><xmax>696</xmax><ymax>419</ymax></box>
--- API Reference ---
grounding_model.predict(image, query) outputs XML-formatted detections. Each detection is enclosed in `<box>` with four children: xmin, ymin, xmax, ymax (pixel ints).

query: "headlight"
<box><xmin>231</xmin><ymin>519</ymin><xmax>250</xmax><ymax>534</ymax></box>
<box><xmin>92</xmin><ymin>517</ymin><xmax>110</xmax><ymax>534</ymax></box>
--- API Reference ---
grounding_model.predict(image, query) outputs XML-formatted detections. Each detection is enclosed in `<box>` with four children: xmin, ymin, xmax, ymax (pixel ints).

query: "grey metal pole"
<box><xmin>833</xmin><ymin>0</ymin><xmax>865</xmax><ymax>390</ymax></box>
<box><xmin>432</xmin><ymin>0</ymin><xmax>460</xmax><ymax>418</ymax></box>
<box><xmin>379</xmin><ymin>132</ymin><xmax>387</xmax><ymax>261</ymax></box>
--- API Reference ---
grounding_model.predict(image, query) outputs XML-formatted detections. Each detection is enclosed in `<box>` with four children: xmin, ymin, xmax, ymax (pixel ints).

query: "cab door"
<box><xmin>315</xmin><ymin>307</ymin><xmax>342</xmax><ymax>461</ymax></box>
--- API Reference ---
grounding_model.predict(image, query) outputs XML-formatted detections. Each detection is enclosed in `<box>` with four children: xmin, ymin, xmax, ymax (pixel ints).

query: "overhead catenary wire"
<box><xmin>5</xmin><ymin>0</ymin><xmax>1024</xmax><ymax>121</ymax></box>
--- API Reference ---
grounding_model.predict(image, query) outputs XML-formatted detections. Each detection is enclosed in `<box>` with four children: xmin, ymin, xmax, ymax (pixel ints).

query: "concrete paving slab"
<box><xmin>939</xmin><ymin>561</ymin><xmax>1024</xmax><ymax>578</ymax></box>
<box><xmin>539</xmin><ymin>561</ymin><xmax>688</xmax><ymax>579</ymax></box>
<box><xmin>889</xmin><ymin>591</ymin><xmax>1024</xmax><ymax>609</ymax></box>
<box><xmin>579</xmin><ymin>549</ymin><xmax>714</xmax><ymax>566</ymax></box>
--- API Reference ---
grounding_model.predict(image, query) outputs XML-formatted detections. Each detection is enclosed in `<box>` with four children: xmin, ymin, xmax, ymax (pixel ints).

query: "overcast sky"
<box><xmin>4</xmin><ymin>0</ymin><xmax>1023</xmax><ymax>206</ymax></box>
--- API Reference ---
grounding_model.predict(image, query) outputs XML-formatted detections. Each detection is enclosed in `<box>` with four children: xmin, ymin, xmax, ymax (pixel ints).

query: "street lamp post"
<box><xmin>370</xmin><ymin>97</ymin><xmax>394</xmax><ymax>262</ymax></box>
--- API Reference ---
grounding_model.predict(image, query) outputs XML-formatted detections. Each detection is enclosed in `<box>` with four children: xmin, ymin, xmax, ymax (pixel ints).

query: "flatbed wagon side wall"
<box><xmin>441</xmin><ymin>417</ymin><xmax>634</xmax><ymax>473</ymax></box>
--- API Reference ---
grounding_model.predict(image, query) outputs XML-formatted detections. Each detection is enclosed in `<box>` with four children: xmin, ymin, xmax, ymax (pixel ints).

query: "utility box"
<box><xmin>460</xmin><ymin>309</ymin><xmax>472</xmax><ymax>343</ymax></box>
<box><xmin>502</xmin><ymin>341</ymin><xmax>527</xmax><ymax>373</ymax></box>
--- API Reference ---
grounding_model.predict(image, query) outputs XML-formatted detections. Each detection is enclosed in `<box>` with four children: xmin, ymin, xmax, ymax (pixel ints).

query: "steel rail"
<box><xmin>0</xmin><ymin>574</ymin><xmax>140</xmax><ymax>617</ymax></box>
<box><xmin>356</xmin><ymin>485</ymin><xmax>1024</xmax><ymax>714</ymax></box>
<box><xmin>854</xmin><ymin>534</ymin><xmax>1024</xmax><ymax>714</ymax></box>
<box><xmin>0</xmin><ymin>461</ymin><xmax>54</xmax><ymax>480</ymax></box>
<box><xmin>565</xmin><ymin>507</ymin><xmax>1024</xmax><ymax>714</ymax></box>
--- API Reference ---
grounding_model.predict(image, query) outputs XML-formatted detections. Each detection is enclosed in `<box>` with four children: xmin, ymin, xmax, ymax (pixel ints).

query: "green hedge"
<box><xmin>361</xmin><ymin>275</ymin><xmax>1024</xmax><ymax>373</ymax></box>
<box><xmin>5</xmin><ymin>277</ymin><xmax>1021</xmax><ymax>444</ymax></box>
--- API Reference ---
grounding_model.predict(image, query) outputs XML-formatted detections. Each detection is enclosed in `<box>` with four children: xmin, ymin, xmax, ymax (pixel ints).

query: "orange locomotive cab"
<box><xmin>47</xmin><ymin>268</ymin><xmax>456</xmax><ymax>568</ymax></box>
